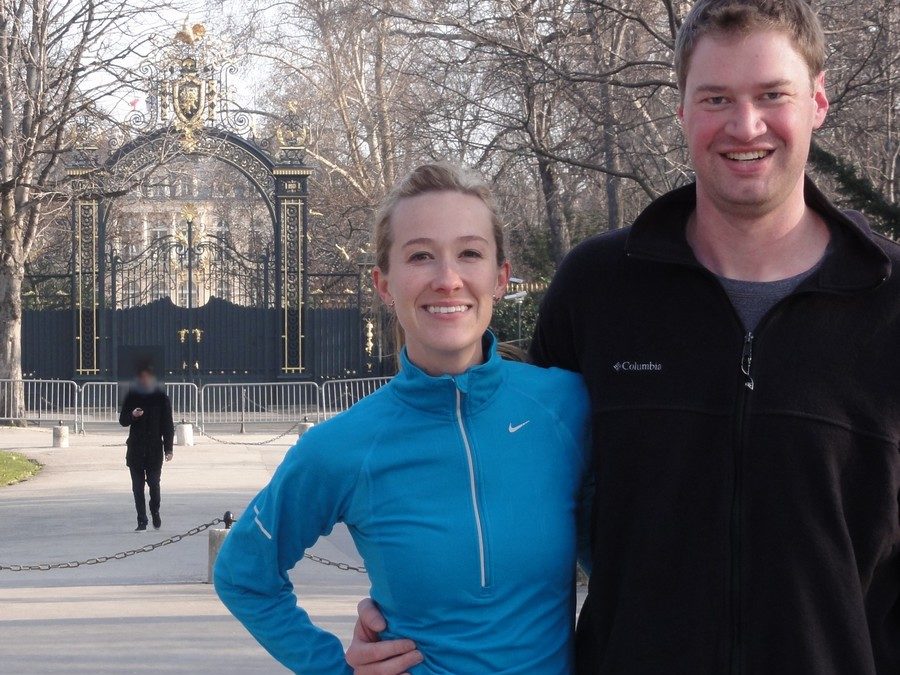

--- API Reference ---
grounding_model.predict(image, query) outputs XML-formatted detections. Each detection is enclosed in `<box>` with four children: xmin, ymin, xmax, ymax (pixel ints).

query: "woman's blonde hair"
<box><xmin>372</xmin><ymin>161</ymin><xmax>507</xmax><ymax>355</ymax></box>
<box><xmin>373</xmin><ymin>161</ymin><xmax>506</xmax><ymax>273</ymax></box>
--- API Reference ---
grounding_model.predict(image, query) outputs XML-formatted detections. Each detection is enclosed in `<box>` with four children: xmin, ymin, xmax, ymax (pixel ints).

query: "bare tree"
<box><xmin>234</xmin><ymin>0</ymin><xmax>899</xmax><ymax>274</ymax></box>
<box><xmin>0</xmin><ymin>0</ymin><xmax>178</xmax><ymax>416</ymax></box>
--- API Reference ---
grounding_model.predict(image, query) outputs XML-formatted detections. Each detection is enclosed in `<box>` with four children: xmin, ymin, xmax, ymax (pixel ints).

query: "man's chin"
<box><xmin>707</xmin><ymin>185</ymin><xmax>787</xmax><ymax>217</ymax></box>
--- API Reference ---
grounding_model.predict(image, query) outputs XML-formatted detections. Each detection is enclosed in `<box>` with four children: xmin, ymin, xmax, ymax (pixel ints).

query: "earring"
<box><xmin>390</xmin><ymin>300</ymin><xmax>395</xmax><ymax>308</ymax></box>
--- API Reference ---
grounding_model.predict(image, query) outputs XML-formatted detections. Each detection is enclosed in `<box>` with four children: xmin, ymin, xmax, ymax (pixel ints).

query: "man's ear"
<box><xmin>812</xmin><ymin>71</ymin><xmax>829</xmax><ymax>130</ymax></box>
<box><xmin>372</xmin><ymin>267</ymin><xmax>393</xmax><ymax>307</ymax></box>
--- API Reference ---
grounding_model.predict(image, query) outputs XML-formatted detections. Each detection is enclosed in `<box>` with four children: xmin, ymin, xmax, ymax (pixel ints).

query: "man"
<box><xmin>346</xmin><ymin>0</ymin><xmax>900</xmax><ymax>672</ymax></box>
<box><xmin>118</xmin><ymin>365</ymin><xmax>174</xmax><ymax>531</ymax></box>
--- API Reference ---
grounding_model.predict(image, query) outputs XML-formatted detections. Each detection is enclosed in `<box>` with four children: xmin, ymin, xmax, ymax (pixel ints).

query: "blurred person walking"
<box><xmin>119</xmin><ymin>365</ymin><xmax>174</xmax><ymax>531</ymax></box>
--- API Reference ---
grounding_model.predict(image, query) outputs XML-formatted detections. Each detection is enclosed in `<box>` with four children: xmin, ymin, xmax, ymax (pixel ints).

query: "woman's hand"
<box><xmin>345</xmin><ymin>599</ymin><xmax>423</xmax><ymax>674</ymax></box>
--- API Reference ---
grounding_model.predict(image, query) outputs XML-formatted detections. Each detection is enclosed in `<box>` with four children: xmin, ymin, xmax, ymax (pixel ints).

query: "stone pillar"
<box><xmin>175</xmin><ymin>423</ymin><xmax>194</xmax><ymax>446</ymax></box>
<box><xmin>208</xmin><ymin>528</ymin><xmax>229</xmax><ymax>583</ymax></box>
<box><xmin>52</xmin><ymin>425</ymin><xmax>70</xmax><ymax>448</ymax></box>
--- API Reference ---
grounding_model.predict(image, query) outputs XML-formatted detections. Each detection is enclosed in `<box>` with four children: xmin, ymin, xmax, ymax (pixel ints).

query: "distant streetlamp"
<box><xmin>504</xmin><ymin>277</ymin><xmax>529</xmax><ymax>342</ymax></box>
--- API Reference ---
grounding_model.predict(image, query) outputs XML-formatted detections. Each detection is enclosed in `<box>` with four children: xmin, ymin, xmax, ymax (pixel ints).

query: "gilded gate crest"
<box><xmin>173</xmin><ymin>62</ymin><xmax>206</xmax><ymax>124</ymax></box>
<box><xmin>169</xmin><ymin>58</ymin><xmax>210</xmax><ymax>150</ymax></box>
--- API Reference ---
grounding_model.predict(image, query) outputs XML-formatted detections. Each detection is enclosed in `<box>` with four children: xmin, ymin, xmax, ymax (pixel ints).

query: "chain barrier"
<box><xmin>304</xmin><ymin>552</ymin><xmax>367</xmax><ymax>574</ymax></box>
<box><xmin>0</xmin><ymin>517</ymin><xmax>223</xmax><ymax>571</ymax></box>
<box><xmin>0</xmin><ymin>513</ymin><xmax>366</xmax><ymax>574</ymax></box>
<box><xmin>195</xmin><ymin>421</ymin><xmax>301</xmax><ymax>446</ymax></box>
<box><xmin>94</xmin><ymin>422</ymin><xmax>302</xmax><ymax>448</ymax></box>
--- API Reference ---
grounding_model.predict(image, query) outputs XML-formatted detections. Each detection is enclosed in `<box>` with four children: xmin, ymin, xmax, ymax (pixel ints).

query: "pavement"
<box><xmin>0</xmin><ymin>424</ymin><xmax>585</xmax><ymax>673</ymax></box>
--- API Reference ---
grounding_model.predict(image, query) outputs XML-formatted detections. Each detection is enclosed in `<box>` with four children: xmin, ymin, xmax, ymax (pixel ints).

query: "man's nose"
<box><xmin>726</xmin><ymin>100</ymin><xmax>766</xmax><ymax>141</ymax></box>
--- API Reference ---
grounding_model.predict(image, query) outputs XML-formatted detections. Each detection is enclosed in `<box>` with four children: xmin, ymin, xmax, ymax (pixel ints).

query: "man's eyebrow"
<box><xmin>693</xmin><ymin>84</ymin><xmax>728</xmax><ymax>94</ymax></box>
<box><xmin>758</xmin><ymin>79</ymin><xmax>793</xmax><ymax>89</ymax></box>
<box><xmin>693</xmin><ymin>79</ymin><xmax>794</xmax><ymax>94</ymax></box>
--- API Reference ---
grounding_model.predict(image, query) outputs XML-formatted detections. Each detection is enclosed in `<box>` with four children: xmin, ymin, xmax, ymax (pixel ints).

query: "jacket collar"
<box><xmin>390</xmin><ymin>332</ymin><xmax>505</xmax><ymax>415</ymax></box>
<box><xmin>624</xmin><ymin>175</ymin><xmax>891</xmax><ymax>293</ymax></box>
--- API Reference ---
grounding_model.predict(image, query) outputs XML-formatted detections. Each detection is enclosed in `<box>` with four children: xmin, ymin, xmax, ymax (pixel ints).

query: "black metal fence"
<box><xmin>22</xmin><ymin>243</ymin><xmax>395</xmax><ymax>383</ymax></box>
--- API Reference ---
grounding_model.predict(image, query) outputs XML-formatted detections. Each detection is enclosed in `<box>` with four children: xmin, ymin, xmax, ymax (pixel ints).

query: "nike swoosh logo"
<box><xmin>508</xmin><ymin>421</ymin><xmax>530</xmax><ymax>433</ymax></box>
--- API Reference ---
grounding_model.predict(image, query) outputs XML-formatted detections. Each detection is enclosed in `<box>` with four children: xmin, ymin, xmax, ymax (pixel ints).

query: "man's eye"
<box><xmin>762</xmin><ymin>92</ymin><xmax>785</xmax><ymax>101</ymax></box>
<box><xmin>706</xmin><ymin>96</ymin><xmax>727</xmax><ymax>106</ymax></box>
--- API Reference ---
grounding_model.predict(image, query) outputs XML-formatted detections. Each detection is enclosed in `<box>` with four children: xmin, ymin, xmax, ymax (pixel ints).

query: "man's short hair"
<box><xmin>136</xmin><ymin>363</ymin><xmax>155</xmax><ymax>377</ymax></box>
<box><xmin>674</xmin><ymin>0</ymin><xmax>826</xmax><ymax>93</ymax></box>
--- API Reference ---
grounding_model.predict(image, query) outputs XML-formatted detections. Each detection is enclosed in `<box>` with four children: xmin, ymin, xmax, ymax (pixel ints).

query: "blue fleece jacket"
<box><xmin>214</xmin><ymin>334</ymin><xmax>591</xmax><ymax>674</ymax></box>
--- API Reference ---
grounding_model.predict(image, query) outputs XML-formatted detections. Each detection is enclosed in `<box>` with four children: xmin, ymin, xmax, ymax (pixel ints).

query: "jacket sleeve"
<box><xmin>119</xmin><ymin>392</ymin><xmax>135</xmax><ymax>427</ymax></box>
<box><xmin>576</xmin><ymin>473</ymin><xmax>595</xmax><ymax>575</ymax></box>
<box><xmin>162</xmin><ymin>394</ymin><xmax>175</xmax><ymax>454</ymax></box>
<box><xmin>554</xmin><ymin>371</ymin><xmax>594</xmax><ymax>574</ymax></box>
<box><xmin>213</xmin><ymin>431</ymin><xmax>358</xmax><ymax>675</ymax></box>
<box><xmin>529</xmin><ymin>257</ymin><xmax>581</xmax><ymax>372</ymax></box>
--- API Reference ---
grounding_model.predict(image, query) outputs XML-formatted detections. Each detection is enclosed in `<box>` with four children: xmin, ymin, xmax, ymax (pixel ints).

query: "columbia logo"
<box><xmin>613</xmin><ymin>361</ymin><xmax>663</xmax><ymax>372</ymax></box>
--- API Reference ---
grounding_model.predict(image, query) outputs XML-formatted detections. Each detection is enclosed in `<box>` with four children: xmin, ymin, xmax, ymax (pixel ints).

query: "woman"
<box><xmin>214</xmin><ymin>162</ymin><xmax>590</xmax><ymax>674</ymax></box>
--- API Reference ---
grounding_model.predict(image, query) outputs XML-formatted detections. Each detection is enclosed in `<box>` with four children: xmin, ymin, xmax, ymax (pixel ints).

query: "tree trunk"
<box><xmin>537</xmin><ymin>157</ymin><xmax>571</xmax><ymax>266</ymax></box>
<box><xmin>0</xmin><ymin>248</ymin><xmax>25</xmax><ymax>423</ymax></box>
<box><xmin>600</xmin><ymin>83</ymin><xmax>624</xmax><ymax>231</ymax></box>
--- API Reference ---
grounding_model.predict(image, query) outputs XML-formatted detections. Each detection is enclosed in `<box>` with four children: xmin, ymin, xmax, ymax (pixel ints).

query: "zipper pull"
<box><xmin>741</xmin><ymin>332</ymin><xmax>754</xmax><ymax>391</ymax></box>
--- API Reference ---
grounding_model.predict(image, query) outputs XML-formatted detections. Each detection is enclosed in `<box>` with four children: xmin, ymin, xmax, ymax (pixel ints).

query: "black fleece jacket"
<box><xmin>532</xmin><ymin>177</ymin><xmax>900</xmax><ymax>675</ymax></box>
<box><xmin>119</xmin><ymin>388</ymin><xmax>175</xmax><ymax>469</ymax></box>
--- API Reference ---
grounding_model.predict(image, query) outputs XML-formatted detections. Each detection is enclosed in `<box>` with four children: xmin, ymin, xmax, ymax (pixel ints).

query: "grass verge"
<box><xmin>0</xmin><ymin>450</ymin><xmax>41</xmax><ymax>486</ymax></box>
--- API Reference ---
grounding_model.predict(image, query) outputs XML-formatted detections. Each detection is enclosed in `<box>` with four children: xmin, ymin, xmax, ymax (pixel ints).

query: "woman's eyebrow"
<box><xmin>401</xmin><ymin>235</ymin><xmax>489</xmax><ymax>247</ymax></box>
<box><xmin>401</xmin><ymin>237</ymin><xmax>434</xmax><ymax>248</ymax></box>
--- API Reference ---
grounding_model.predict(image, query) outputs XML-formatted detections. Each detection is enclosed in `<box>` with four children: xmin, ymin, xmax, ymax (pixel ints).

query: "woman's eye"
<box><xmin>461</xmin><ymin>249</ymin><xmax>483</xmax><ymax>259</ymax></box>
<box><xmin>408</xmin><ymin>251</ymin><xmax>432</xmax><ymax>262</ymax></box>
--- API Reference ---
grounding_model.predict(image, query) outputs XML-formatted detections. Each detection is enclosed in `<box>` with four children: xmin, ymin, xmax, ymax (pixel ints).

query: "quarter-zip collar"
<box><xmin>625</xmin><ymin>175</ymin><xmax>891</xmax><ymax>294</ymax></box>
<box><xmin>390</xmin><ymin>332</ymin><xmax>505</xmax><ymax>416</ymax></box>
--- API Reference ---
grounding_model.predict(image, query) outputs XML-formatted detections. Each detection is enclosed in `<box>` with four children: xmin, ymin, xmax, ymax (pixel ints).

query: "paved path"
<box><xmin>0</xmin><ymin>424</ymin><xmax>585</xmax><ymax>673</ymax></box>
<box><xmin>0</xmin><ymin>426</ymin><xmax>367</xmax><ymax>674</ymax></box>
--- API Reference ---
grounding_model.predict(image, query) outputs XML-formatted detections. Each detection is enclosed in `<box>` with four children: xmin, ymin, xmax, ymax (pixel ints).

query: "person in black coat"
<box><xmin>119</xmin><ymin>366</ymin><xmax>175</xmax><ymax>531</ymax></box>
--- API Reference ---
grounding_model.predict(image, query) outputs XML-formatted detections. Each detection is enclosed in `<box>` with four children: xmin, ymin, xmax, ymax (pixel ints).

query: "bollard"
<box><xmin>175</xmin><ymin>423</ymin><xmax>194</xmax><ymax>446</ymax></box>
<box><xmin>207</xmin><ymin>511</ymin><xmax>235</xmax><ymax>583</ymax></box>
<box><xmin>297</xmin><ymin>422</ymin><xmax>314</xmax><ymax>438</ymax></box>
<box><xmin>208</xmin><ymin>528</ymin><xmax>229</xmax><ymax>583</ymax></box>
<box><xmin>52</xmin><ymin>425</ymin><xmax>69</xmax><ymax>448</ymax></box>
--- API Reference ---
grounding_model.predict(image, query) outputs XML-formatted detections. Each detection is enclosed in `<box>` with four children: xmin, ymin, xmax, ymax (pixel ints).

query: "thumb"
<box><xmin>357</xmin><ymin>598</ymin><xmax>387</xmax><ymax>636</ymax></box>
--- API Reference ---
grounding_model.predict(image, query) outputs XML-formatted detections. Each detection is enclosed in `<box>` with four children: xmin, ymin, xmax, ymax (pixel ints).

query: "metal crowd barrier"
<box><xmin>0</xmin><ymin>379</ymin><xmax>79</xmax><ymax>424</ymax></box>
<box><xmin>320</xmin><ymin>377</ymin><xmax>392</xmax><ymax>420</ymax></box>
<box><xmin>166</xmin><ymin>383</ymin><xmax>201</xmax><ymax>425</ymax></box>
<box><xmin>0</xmin><ymin>377</ymin><xmax>393</xmax><ymax>430</ymax></box>
<box><xmin>200</xmin><ymin>382</ymin><xmax>321</xmax><ymax>428</ymax></box>
<box><xmin>78</xmin><ymin>382</ymin><xmax>121</xmax><ymax>430</ymax></box>
<box><xmin>79</xmin><ymin>382</ymin><xmax>199</xmax><ymax>431</ymax></box>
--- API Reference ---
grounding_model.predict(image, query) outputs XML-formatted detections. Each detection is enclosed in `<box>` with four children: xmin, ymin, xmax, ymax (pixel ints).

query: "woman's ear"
<box><xmin>373</xmin><ymin>266</ymin><xmax>393</xmax><ymax>307</ymax></box>
<box><xmin>496</xmin><ymin>260</ymin><xmax>511</xmax><ymax>298</ymax></box>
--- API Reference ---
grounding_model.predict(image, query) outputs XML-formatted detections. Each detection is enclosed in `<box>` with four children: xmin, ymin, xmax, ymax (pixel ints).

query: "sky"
<box><xmin>91</xmin><ymin>0</ymin><xmax>276</xmax><ymax>130</ymax></box>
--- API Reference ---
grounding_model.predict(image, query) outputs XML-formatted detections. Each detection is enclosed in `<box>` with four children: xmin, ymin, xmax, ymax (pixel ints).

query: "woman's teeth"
<box><xmin>725</xmin><ymin>150</ymin><xmax>770</xmax><ymax>161</ymax></box>
<box><xmin>426</xmin><ymin>305</ymin><xmax>469</xmax><ymax>314</ymax></box>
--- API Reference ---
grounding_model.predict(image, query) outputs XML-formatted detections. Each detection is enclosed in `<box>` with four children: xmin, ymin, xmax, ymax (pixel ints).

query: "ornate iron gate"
<box><xmin>22</xmin><ymin>22</ymin><xmax>397</xmax><ymax>384</ymax></box>
<box><xmin>106</xmin><ymin>225</ymin><xmax>276</xmax><ymax>383</ymax></box>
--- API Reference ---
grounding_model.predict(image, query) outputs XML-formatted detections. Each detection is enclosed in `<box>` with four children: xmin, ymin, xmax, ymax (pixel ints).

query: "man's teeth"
<box><xmin>426</xmin><ymin>305</ymin><xmax>469</xmax><ymax>314</ymax></box>
<box><xmin>725</xmin><ymin>150</ymin><xmax>770</xmax><ymax>161</ymax></box>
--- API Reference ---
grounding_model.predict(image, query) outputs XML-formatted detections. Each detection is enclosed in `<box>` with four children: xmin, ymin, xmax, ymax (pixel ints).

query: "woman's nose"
<box><xmin>431</xmin><ymin>261</ymin><xmax>464</xmax><ymax>292</ymax></box>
